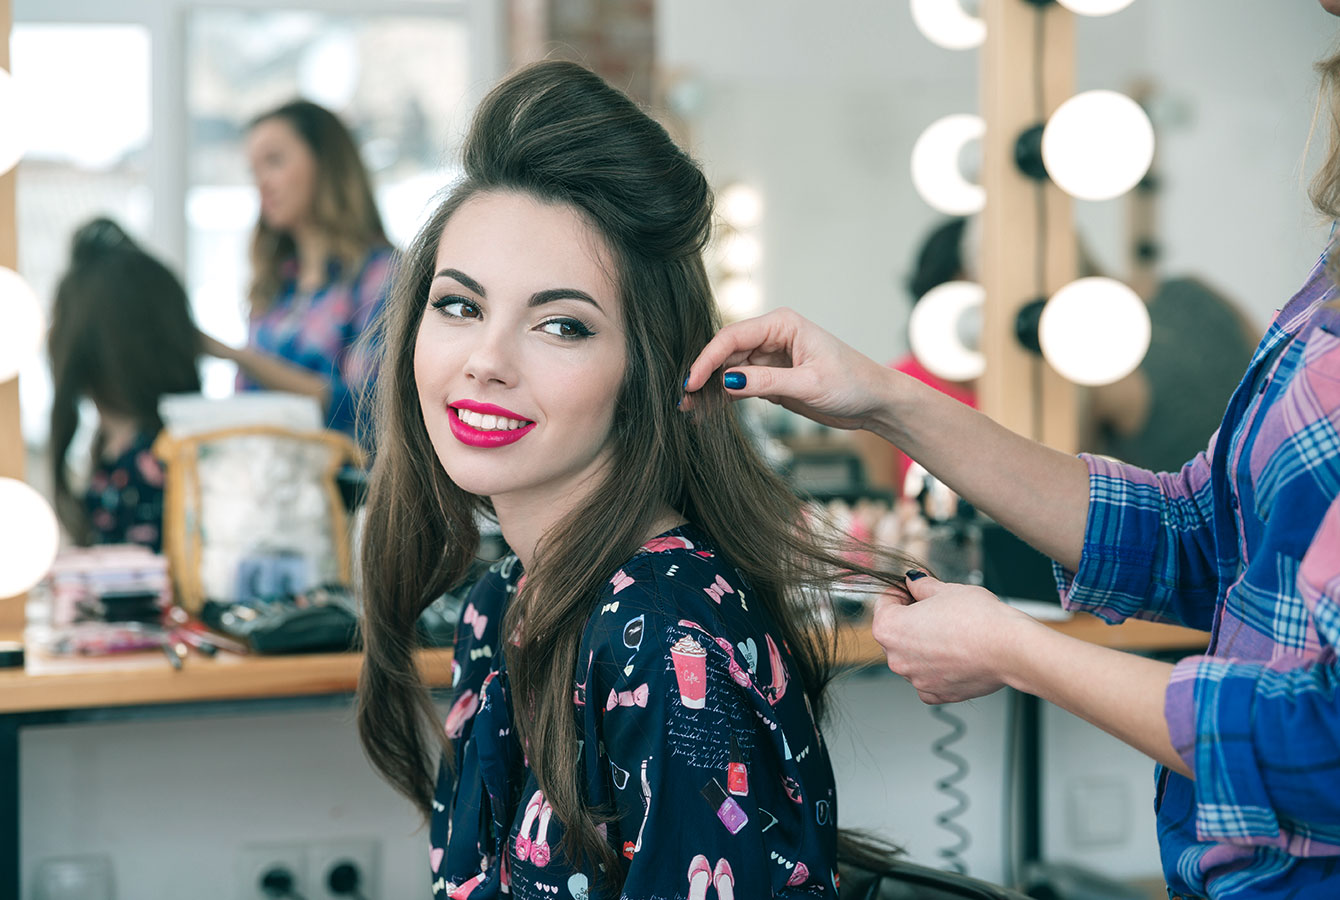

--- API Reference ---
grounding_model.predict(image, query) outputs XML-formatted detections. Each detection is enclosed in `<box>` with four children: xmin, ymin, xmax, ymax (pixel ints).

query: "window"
<box><xmin>11</xmin><ymin>23</ymin><xmax>153</xmax><ymax>442</ymax></box>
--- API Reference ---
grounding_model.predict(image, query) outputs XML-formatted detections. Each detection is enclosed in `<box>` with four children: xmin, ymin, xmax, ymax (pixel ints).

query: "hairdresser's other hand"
<box><xmin>682</xmin><ymin>308</ymin><xmax>890</xmax><ymax>430</ymax></box>
<box><xmin>872</xmin><ymin>573</ymin><xmax>1041</xmax><ymax>705</ymax></box>
<box><xmin>198</xmin><ymin>330</ymin><xmax>237</xmax><ymax>361</ymax></box>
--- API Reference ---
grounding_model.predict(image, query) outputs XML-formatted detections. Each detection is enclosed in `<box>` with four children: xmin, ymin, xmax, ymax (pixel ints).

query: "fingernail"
<box><xmin>906</xmin><ymin>570</ymin><xmax>926</xmax><ymax>581</ymax></box>
<box><xmin>723</xmin><ymin>371</ymin><xmax>746</xmax><ymax>390</ymax></box>
<box><xmin>682</xmin><ymin>376</ymin><xmax>689</xmax><ymax>391</ymax></box>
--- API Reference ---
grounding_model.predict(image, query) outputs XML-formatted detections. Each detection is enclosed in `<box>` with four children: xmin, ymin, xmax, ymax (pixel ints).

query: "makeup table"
<box><xmin>0</xmin><ymin>614</ymin><xmax>1208</xmax><ymax>898</ymax></box>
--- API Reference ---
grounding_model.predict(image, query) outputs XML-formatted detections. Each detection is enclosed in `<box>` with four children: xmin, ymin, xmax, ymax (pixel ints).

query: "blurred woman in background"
<box><xmin>47</xmin><ymin>218</ymin><xmax>201</xmax><ymax>552</ymax></box>
<box><xmin>201</xmin><ymin>99</ymin><xmax>394</xmax><ymax>441</ymax></box>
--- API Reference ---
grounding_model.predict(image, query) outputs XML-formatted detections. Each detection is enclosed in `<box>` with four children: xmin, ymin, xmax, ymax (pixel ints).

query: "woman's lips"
<box><xmin>447</xmin><ymin>402</ymin><xmax>535</xmax><ymax>448</ymax></box>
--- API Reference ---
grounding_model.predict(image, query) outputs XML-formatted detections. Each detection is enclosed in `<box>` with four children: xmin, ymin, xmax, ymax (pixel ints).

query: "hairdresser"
<box><xmin>683</xmin><ymin>48</ymin><xmax>1340</xmax><ymax>890</ymax></box>
<box><xmin>201</xmin><ymin>99</ymin><xmax>393</xmax><ymax>441</ymax></box>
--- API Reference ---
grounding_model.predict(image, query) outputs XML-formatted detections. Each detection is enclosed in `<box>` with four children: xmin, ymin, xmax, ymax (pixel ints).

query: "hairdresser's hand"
<box><xmin>872</xmin><ymin>573</ymin><xmax>1042</xmax><ymax>704</ymax></box>
<box><xmin>682</xmin><ymin>308</ymin><xmax>892</xmax><ymax>430</ymax></box>
<box><xmin>198</xmin><ymin>330</ymin><xmax>237</xmax><ymax>361</ymax></box>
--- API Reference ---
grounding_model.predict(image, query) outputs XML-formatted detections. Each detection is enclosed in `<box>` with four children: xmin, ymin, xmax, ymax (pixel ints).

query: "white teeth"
<box><xmin>455</xmin><ymin>408</ymin><xmax>528</xmax><ymax>431</ymax></box>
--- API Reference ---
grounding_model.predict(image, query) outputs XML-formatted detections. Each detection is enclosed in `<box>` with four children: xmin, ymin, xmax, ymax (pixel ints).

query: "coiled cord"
<box><xmin>929</xmin><ymin>703</ymin><xmax>972</xmax><ymax>874</ymax></box>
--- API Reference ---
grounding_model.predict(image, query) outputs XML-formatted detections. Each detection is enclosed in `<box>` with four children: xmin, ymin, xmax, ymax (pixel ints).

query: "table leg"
<box><xmin>1</xmin><ymin>714</ymin><xmax>19</xmax><ymax>900</ymax></box>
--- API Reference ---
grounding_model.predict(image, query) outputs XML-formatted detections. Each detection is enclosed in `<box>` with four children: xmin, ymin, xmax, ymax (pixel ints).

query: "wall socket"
<box><xmin>237</xmin><ymin>842</ymin><xmax>309</xmax><ymax>900</ymax></box>
<box><xmin>237</xmin><ymin>839</ymin><xmax>379</xmax><ymax>900</ymax></box>
<box><xmin>309</xmin><ymin>838</ymin><xmax>380</xmax><ymax>900</ymax></box>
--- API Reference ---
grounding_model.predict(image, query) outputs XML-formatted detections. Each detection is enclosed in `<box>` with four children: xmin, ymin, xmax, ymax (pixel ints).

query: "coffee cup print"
<box><xmin>671</xmin><ymin>635</ymin><xmax>708</xmax><ymax>709</ymax></box>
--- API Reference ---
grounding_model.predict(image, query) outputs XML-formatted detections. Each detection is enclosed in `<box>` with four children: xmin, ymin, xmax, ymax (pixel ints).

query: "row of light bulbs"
<box><xmin>0</xmin><ymin>67</ymin><xmax>63</xmax><ymax>601</ymax></box>
<box><xmin>907</xmin><ymin>0</ymin><xmax>1153</xmax><ymax>389</ymax></box>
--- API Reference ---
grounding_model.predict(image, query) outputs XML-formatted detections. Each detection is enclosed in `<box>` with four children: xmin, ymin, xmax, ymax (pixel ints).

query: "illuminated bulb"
<box><xmin>909</xmin><ymin>0</ymin><xmax>986</xmax><ymax>50</ymax></box>
<box><xmin>0</xmin><ymin>478</ymin><xmax>59</xmax><ymax>599</ymax></box>
<box><xmin>1042</xmin><ymin>90</ymin><xmax>1154</xmax><ymax>201</ymax></box>
<box><xmin>716</xmin><ymin>277</ymin><xmax>763</xmax><ymax>319</ymax></box>
<box><xmin>1039</xmin><ymin>277</ymin><xmax>1151</xmax><ymax>386</ymax></box>
<box><xmin>719</xmin><ymin>183</ymin><xmax>763</xmax><ymax>230</ymax></box>
<box><xmin>0</xmin><ymin>267</ymin><xmax>44</xmax><ymax>383</ymax></box>
<box><xmin>721</xmin><ymin>232</ymin><xmax>762</xmax><ymax>274</ymax></box>
<box><xmin>908</xmin><ymin>280</ymin><xmax>986</xmax><ymax>381</ymax></box>
<box><xmin>911</xmin><ymin>114</ymin><xmax>986</xmax><ymax>215</ymax></box>
<box><xmin>0</xmin><ymin>69</ymin><xmax>24</xmax><ymax>175</ymax></box>
<box><xmin>1057</xmin><ymin>0</ymin><xmax>1135</xmax><ymax>15</ymax></box>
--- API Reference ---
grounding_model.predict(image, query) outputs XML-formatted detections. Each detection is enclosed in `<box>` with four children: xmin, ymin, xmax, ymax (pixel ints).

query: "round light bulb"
<box><xmin>0</xmin><ymin>478</ymin><xmax>60</xmax><ymax>599</ymax></box>
<box><xmin>0</xmin><ymin>267</ymin><xmax>45</xmax><ymax>383</ymax></box>
<box><xmin>720</xmin><ymin>232</ymin><xmax>762</xmax><ymax>274</ymax></box>
<box><xmin>719</xmin><ymin>183</ymin><xmax>763</xmax><ymax>230</ymax></box>
<box><xmin>1041</xmin><ymin>90</ymin><xmax>1154</xmax><ymax>201</ymax></box>
<box><xmin>0</xmin><ymin>69</ymin><xmax>25</xmax><ymax>175</ymax></box>
<box><xmin>716</xmin><ymin>277</ymin><xmax>763</xmax><ymax>319</ymax></box>
<box><xmin>1038</xmin><ymin>277</ymin><xmax>1151</xmax><ymax>386</ymax></box>
<box><xmin>908</xmin><ymin>280</ymin><xmax>986</xmax><ymax>382</ymax></box>
<box><xmin>1057</xmin><ymin>0</ymin><xmax>1135</xmax><ymax>15</ymax></box>
<box><xmin>911</xmin><ymin>114</ymin><xmax>986</xmax><ymax>216</ymax></box>
<box><xmin>909</xmin><ymin>0</ymin><xmax>986</xmax><ymax>50</ymax></box>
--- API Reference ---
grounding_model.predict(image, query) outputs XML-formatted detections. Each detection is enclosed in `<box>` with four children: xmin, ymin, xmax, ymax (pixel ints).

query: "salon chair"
<box><xmin>840</xmin><ymin>857</ymin><xmax>1032</xmax><ymax>900</ymax></box>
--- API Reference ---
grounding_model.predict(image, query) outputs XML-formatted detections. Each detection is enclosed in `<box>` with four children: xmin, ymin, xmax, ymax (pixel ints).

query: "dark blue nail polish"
<box><xmin>723</xmin><ymin>371</ymin><xmax>746</xmax><ymax>390</ymax></box>
<box><xmin>906</xmin><ymin>570</ymin><xmax>926</xmax><ymax>581</ymax></box>
<box><xmin>682</xmin><ymin>376</ymin><xmax>689</xmax><ymax>391</ymax></box>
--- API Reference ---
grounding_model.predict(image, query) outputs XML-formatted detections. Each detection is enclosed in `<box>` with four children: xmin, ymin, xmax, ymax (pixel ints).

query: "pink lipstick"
<box><xmin>448</xmin><ymin>399</ymin><xmax>535</xmax><ymax>448</ymax></box>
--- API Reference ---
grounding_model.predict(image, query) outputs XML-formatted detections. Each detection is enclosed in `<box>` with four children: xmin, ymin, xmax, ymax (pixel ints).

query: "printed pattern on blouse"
<box><xmin>1053</xmin><ymin>247</ymin><xmax>1340</xmax><ymax>899</ymax></box>
<box><xmin>236</xmin><ymin>247</ymin><xmax>393</xmax><ymax>437</ymax></box>
<box><xmin>84</xmin><ymin>428</ymin><xmax>166</xmax><ymax>552</ymax></box>
<box><xmin>430</xmin><ymin>525</ymin><xmax>839</xmax><ymax>900</ymax></box>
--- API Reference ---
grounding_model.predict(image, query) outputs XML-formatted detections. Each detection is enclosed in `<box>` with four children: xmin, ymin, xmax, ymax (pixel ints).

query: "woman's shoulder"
<box><xmin>580</xmin><ymin>525</ymin><xmax>754</xmax><ymax>652</ymax></box>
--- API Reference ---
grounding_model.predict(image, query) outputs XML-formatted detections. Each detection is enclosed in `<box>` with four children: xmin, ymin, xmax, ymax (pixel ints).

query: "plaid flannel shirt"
<box><xmin>1055</xmin><ymin>250</ymin><xmax>1340</xmax><ymax>898</ymax></box>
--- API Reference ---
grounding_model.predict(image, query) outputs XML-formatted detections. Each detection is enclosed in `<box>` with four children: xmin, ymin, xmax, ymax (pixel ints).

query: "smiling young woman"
<box><xmin>355</xmin><ymin>61</ymin><xmax>917</xmax><ymax>900</ymax></box>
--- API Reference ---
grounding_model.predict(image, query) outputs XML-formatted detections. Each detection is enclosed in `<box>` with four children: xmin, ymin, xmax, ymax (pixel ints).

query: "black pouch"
<box><xmin>201</xmin><ymin>585</ymin><xmax>359</xmax><ymax>654</ymax></box>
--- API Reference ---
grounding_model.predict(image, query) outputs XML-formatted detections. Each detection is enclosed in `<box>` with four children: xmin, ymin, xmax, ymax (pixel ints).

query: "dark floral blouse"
<box><xmin>431</xmin><ymin>525</ymin><xmax>840</xmax><ymax>900</ymax></box>
<box><xmin>84</xmin><ymin>429</ymin><xmax>166</xmax><ymax>552</ymax></box>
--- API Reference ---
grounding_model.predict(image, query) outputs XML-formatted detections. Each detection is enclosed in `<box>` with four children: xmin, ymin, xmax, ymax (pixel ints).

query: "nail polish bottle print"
<box><xmin>701</xmin><ymin>778</ymin><xmax>749</xmax><ymax>834</ymax></box>
<box><xmin>727</xmin><ymin>736</ymin><xmax>748</xmax><ymax>796</ymax></box>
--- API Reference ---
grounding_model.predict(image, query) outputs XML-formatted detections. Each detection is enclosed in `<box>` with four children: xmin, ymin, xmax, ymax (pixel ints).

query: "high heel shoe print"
<box><xmin>687</xmin><ymin>855</ymin><xmax>736</xmax><ymax>899</ymax></box>
<box><xmin>515</xmin><ymin>790</ymin><xmax>544</xmax><ymax>861</ymax></box>
<box><xmin>531</xmin><ymin>801</ymin><xmax>554</xmax><ymax>867</ymax></box>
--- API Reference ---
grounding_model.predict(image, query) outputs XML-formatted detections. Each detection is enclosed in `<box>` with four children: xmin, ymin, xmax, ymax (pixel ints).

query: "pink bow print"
<box><xmin>606</xmin><ymin>683</ymin><xmax>649</xmax><ymax>711</ymax></box>
<box><xmin>610</xmin><ymin>569</ymin><xmax>635</xmax><ymax>594</ymax></box>
<box><xmin>463</xmin><ymin>602</ymin><xmax>488</xmax><ymax>640</ymax></box>
<box><xmin>703</xmin><ymin>574</ymin><xmax>735</xmax><ymax>604</ymax></box>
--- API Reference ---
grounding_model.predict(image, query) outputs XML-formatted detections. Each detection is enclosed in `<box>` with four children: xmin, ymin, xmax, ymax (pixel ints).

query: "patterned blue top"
<box><xmin>237</xmin><ymin>246</ymin><xmax>393</xmax><ymax>437</ymax></box>
<box><xmin>431</xmin><ymin>525</ymin><xmax>840</xmax><ymax>899</ymax></box>
<box><xmin>1055</xmin><ymin>248</ymin><xmax>1340</xmax><ymax>898</ymax></box>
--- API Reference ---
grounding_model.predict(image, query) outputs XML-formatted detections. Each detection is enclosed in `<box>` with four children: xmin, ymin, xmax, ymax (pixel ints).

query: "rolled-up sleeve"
<box><xmin>1053</xmin><ymin>448</ymin><xmax>1222</xmax><ymax>630</ymax></box>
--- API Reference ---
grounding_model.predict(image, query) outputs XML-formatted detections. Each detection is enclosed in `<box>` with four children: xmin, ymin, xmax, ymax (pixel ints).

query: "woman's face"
<box><xmin>246</xmin><ymin>118</ymin><xmax>317</xmax><ymax>233</ymax></box>
<box><xmin>413</xmin><ymin>191</ymin><xmax>629</xmax><ymax>509</ymax></box>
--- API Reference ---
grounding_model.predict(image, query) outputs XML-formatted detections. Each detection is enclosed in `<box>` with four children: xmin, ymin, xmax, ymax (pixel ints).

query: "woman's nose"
<box><xmin>462</xmin><ymin>325</ymin><xmax>517</xmax><ymax>387</ymax></box>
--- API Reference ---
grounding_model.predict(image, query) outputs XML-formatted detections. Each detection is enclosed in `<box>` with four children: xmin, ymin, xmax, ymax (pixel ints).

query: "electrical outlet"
<box><xmin>310</xmin><ymin>838</ymin><xmax>380</xmax><ymax>900</ymax></box>
<box><xmin>238</xmin><ymin>843</ymin><xmax>310</xmax><ymax>900</ymax></box>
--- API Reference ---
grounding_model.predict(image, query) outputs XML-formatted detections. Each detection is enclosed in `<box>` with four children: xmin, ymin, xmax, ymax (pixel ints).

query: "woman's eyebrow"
<box><xmin>432</xmin><ymin>267</ymin><xmax>487</xmax><ymax>296</ymax></box>
<box><xmin>529</xmin><ymin>288</ymin><xmax>603</xmax><ymax>312</ymax></box>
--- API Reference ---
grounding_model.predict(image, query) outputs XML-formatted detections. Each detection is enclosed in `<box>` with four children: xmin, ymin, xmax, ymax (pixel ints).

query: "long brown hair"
<box><xmin>356</xmin><ymin>60</ymin><xmax>913</xmax><ymax>880</ymax></box>
<box><xmin>47</xmin><ymin>218</ymin><xmax>201</xmax><ymax>542</ymax></box>
<box><xmin>246</xmin><ymin>100</ymin><xmax>389</xmax><ymax>314</ymax></box>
